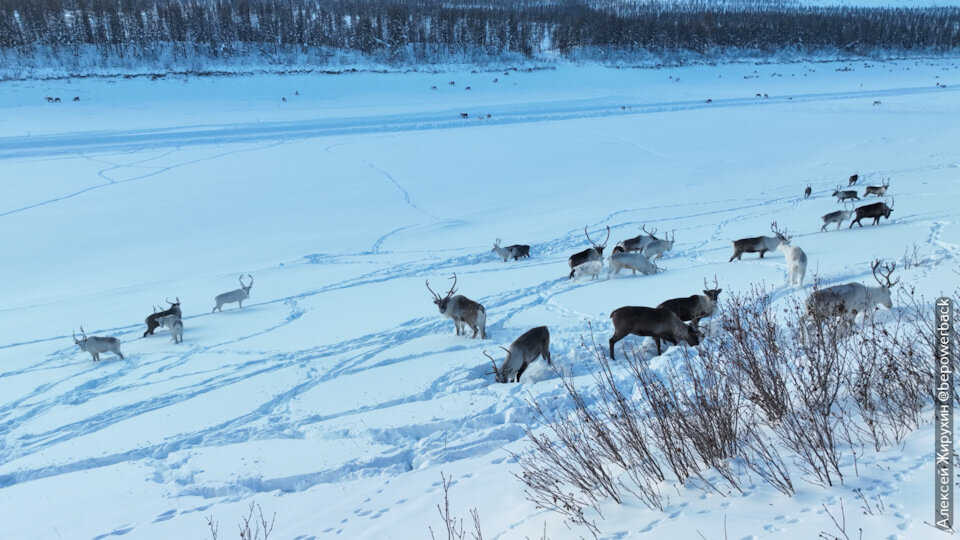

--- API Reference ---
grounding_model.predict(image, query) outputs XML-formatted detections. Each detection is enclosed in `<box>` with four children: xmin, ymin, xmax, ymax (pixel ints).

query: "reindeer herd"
<box><xmin>72</xmin><ymin>171</ymin><xmax>902</xmax><ymax>388</ymax></box>
<box><xmin>449</xmin><ymin>171</ymin><xmax>903</xmax><ymax>383</ymax></box>
<box><xmin>72</xmin><ymin>275</ymin><xmax>254</xmax><ymax>361</ymax></box>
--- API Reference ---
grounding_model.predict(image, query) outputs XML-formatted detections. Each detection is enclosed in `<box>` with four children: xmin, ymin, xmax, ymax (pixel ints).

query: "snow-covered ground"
<box><xmin>0</xmin><ymin>58</ymin><xmax>958</xmax><ymax>539</ymax></box>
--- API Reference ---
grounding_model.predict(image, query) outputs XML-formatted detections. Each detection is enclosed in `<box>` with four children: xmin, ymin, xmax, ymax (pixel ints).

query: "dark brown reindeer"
<box><xmin>484</xmin><ymin>326</ymin><xmax>551</xmax><ymax>383</ymax></box>
<box><xmin>426</xmin><ymin>274</ymin><xmax>486</xmax><ymax>339</ymax></box>
<box><xmin>567</xmin><ymin>226</ymin><xmax>610</xmax><ymax>279</ymax></box>
<box><xmin>144</xmin><ymin>297</ymin><xmax>181</xmax><ymax>337</ymax></box>
<box><xmin>804</xmin><ymin>185</ymin><xmax>812</xmax><ymax>199</ymax></box>
<box><xmin>609</xmin><ymin>306</ymin><xmax>700</xmax><ymax>359</ymax></box>
<box><xmin>657</xmin><ymin>277</ymin><xmax>722</xmax><ymax>331</ymax></box>
<box><xmin>729</xmin><ymin>222</ymin><xmax>790</xmax><ymax>262</ymax></box>
<box><xmin>850</xmin><ymin>198</ymin><xmax>894</xmax><ymax>227</ymax></box>
<box><xmin>848</xmin><ymin>173</ymin><xmax>859</xmax><ymax>186</ymax></box>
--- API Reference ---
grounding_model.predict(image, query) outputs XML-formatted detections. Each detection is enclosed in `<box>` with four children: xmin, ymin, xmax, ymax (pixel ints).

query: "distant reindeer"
<box><xmin>72</xmin><ymin>96</ymin><xmax>80</xmax><ymax>102</ymax></box>
<box><xmin>460</xmin><ymin>113</ymin><xmax>469</xmax><ymax>119</ymax></box>
<box><xmin>608</xmin><ymin>246</ymin><xmax>659</xmax><ymax>277</ymax></box>
<box><xmin>777</xmin><ymin>242</ymin><xmax>808</xmax><ymax>287</ymax></box>
<box><xmin>863</xmin><ymin>178</ymin><xmax>890</xmax><ymax>197</ymax></box>
<box><xmin>484</xmin><ymin>326</ymin><xmax>551</xmax><ymax>383</ymax></box>
<box><xmin>821</xmin><ymin>203</ymin><xmax>856</xmax><ymax>231</ymax></box>
<box><xmin>53</xmin><ymin>97</ymin><xmax>61</xmax><ymax>103</ymax></box>
<box><xmin>848</xmin><ymin>173</ymin><xmax>859</xmax><ymax>186</ymax></box>
<box><xmin>609</xmin><ymin>306</ymin><xmax>700</xmax><ymax>359</ymax></box>
<box><xmin>568</xmin><ymin>226</ymin><xmax>610</xmax><ymax>279</ymax></box>
<box><xmin>873</xmin><ymin>100</ymin><xmax>882</xmax><ymax>106</ymax></box>
<box><xmin>73</xmin><ymin>327</ymin><xmax>124</xmax><ymax>361</ymax></box>
<box><xmin>617</xmin><ymin>224</ymin><xmax>658</xmax><ymax>253</ymax></box>
<box><xmin>729</xmin><ymin>222</ymin><xmax>790</xmax><ymax>261</ymax></box>
<box><xmin>657</xmin><ymin>278</ymin><xmax>722</xmax><ymax>331</ymax></box>
<box><xmin>832</xmin><ymin>185</ymin><xmax>860</xmax><ymax>202</ymax></box>
<box><xmin>641</xmin><ymin>229</ymin><xmax>675</xmax><ymax>261</ymax></box>
<box><xmin>144</xmin><ymin>297</ymin><xmax>181</xmax><ymax>337</ymax></box>
<box><xmin>426</xmin><ymin>274</ymin><xmax>486</xmax><ymax>339</ymax></box>
<box><xmin>850</xmin><ymin>198</ymin><xmax>894</xmax><ymax>227</ymax></box>
<box><xmin>804</xmin><ymin>185</ymin><xmax>812</xmax><ymax>198</ymax></box>
<box><xmin>212</xmin><ymin>274</ymin><xmax>253</xmax><ymax>312</ymax></box>
<box><xmin>806</xmin><ymin>260</ymin><xmax>898</xmax><ymax>322</ymax></box>
<box><xmin>158</xmin><ymin>315</ymin><xmax>183</xmax><ymax>344</ymax></box>
<box><xmin>492</xmin><ymin>239</ymin><xmax>529</xmax><ymax>261</ymax></box>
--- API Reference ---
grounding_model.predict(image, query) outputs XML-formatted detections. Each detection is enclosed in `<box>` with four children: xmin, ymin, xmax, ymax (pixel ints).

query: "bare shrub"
<box><xmin>207</xmin><ymin>501</ymin><xmax>275</xmax><ymax>540</ymax></box>
<box><xmin>429</xmin><ymin>472</ymin><xmax>485</xmax><ymax>540</ymax></box>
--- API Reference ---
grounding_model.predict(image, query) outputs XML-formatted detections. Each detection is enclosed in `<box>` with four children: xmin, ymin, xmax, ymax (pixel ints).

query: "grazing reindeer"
<box><xmin>567</xmin><ymin>226</ymin><xmax>610</xmax><ymax>279</ymax></box>
<box><xmin>777</xmin><ymin>242</ymin><xmax>808</xmax><ymax>287</ymax></box>
<box><xmin>617</xmin><ymin>224</ymin><xmax>658</xmax><ymax>253</ymax></box>
<box><xmin>144</xmin><ymin>297</ymin><xmax>181</xmax><ymax>337</ymax></box>
<box><xmin>572</xmin><ymin>260</ymin><xmax>602</xmax><ymax>281</ymax></box>
<box><xmin>608</xmin><ymin>246</ymin><xmax>659</xmax><ymax>277</ymax></box>
<box><xmin>729</xmin><ymin>222</ymin><xmax>790</xmax><ymax>261</ymax></box>
<box><xmin>806</xmin><ymin>260</ymin><xmax>898</xmax><ymax>322</ymax></box>
<box><xmin>426</xmin><ymin>274</ymin><xmax>486</xmax><ymax>338</ymax></box>
<box><xmin>73</xmin><ymin>327</ymin><xmax>124</xmax><ymax>361</ymax></box>
<box><xmin>863</xmin><ymin>178</ymin><xmax>890</xmax><ymax>197</ymax></box>
<box><xmin>158</xmin><ymin>315</ymin><xmax>183</xmax><ymax>344</ymax></box>
<box><xmin>832</xmin><ymin>185</ymin><xmax>860</xmax><ymax>202</ymax></box>
<box><xmin>212</xmin><ymin>274</ymin><xmax>253</xmax><ymax>312</ymax></box>
<box><xmin>609</xmin><ymin>306</ymin><xmax>700</xmax><ymax>359</ymax></box>
<box><xmin>848</xmin><ymin>173</ymin><xmax>859</xmax><ymax>186</ymax></box>
<box><xmin>804</xmin><ymin>185</ymin><xmax>812</xmax><ymax>198</ymax></box>
<box><xmin>657</xmin><ymin>278</ymin><xmax>722</xmax><ymax>331</ymax></box>
<box><xmin>850</xmin><ymin>198</ymin><xmax>894</xmax><ymax>227</ymax></box>
<box><xmin>642</xmin><ymin>229</ymin><xmax>675</xmax><ymax>261</ymax></box>
<box><xmin>484</xmin><ymin>326</ymin><xmax>551</xmax><ymax>383</ymax></box>
<box><xmin>821</xmin><ymin>202</ymin><xmax>856</xmax><ymax>231</ymax></box>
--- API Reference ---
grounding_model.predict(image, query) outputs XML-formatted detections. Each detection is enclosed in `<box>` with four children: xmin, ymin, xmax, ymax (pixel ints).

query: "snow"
<box><xmin>0</xmin><ymin>57</ymin><xmax>958</xmax><ymax>539</ymax></box>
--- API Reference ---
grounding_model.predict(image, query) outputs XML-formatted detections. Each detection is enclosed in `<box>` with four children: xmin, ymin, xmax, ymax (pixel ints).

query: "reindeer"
<box><xmin>212</xmin><ymin>274</ymin><xmax>253</xmax><ymax>312</ymax></box>
<box><xmin>641</xmin><ymin>229</ymin><xmax>675</xmax><ymax>261</ymax></box>
<box><xmin>729</xmin><ymin>222</ymin><xmax>790</xmax><ymax>261</ymax></box>
<box><xmin>608</xmin><ymin>246</ymin><xmax>659</xmax><ymax>277</ymax></box>
<box><xmin>616</xmin><ymin>224</ymin><xmax>658</xmax><ymax>253</ymax></box>
<box><xmin>850</xmin><ymin>198</ymin><xmax>894</xmax><ymax>227</ymax></box>
<box><xmin>863</xmin><ymin>178</ymin><xmax>890</xmax><ymax>197</ymax></box>
<box><xmin>804</xmin><ymin>185</ymin><xmax>812</xmax><ymax>199</ymax></box>
<box><xmin>609</xmin><ymin>306</ymin><xmax>700</xmax><ymax>359</ymax></box>
<box><xmin>832</xmin><ymin>185</ymin><xmax>860</xmax><ymax>202</ymax></box>
<box><xmin>158</xmin><ymin>315</ymin><xmax>183</xmax><ymax>344</ymax></box>
<box><xmin>848</xmin><ymin>173</ymin><xmax>859</xmax><ymax>186</ymax></box>
<box><xmin>492</xmin><ymin>239</ymin><xmax>530</xmax><ymax>261</ymax></box>
<box><xmin>656</xmin><ymin>278</ymin><xmax>722</xmax><ymax>331</ymax></box>
<box><xmin>73</xmin><ymin>327</ymin><xmax>124</xmax><ymax>361</ymax></box>
<box><xmin>426</xmin><ymin>274</ymin><xmax>486</xmax><ymax>338</ymax></box>
<box><xmin>144</xmin><ymin>297</ymin><xmax>181</xmax><ymax>337</ymax></box>
<box><xmin>572</xmin><ymin>260</ymin><xmax>602</xmax><ymax>280</ymax></box>
<box><xmin>806</xmin><ymin>260</ymin><xmax>898</xmax><ymax>322</ymax></box>
<box><xmin>484</xmin><ymin>326</ymin><xmax>551</xmax><ymax>383</ymax></box>
<box><xmin>777</xmin><ymin>242</ymin><xmax>808</xmax><ymax>287</ymax></box>
<box><xmin>821</xmin><ymin>203</ymin><xmax>855</xmax><ymax>231</ymax></box>
<box><xmin>568</xmin><ymin>226</ymin><xmax>610</xmax><ymax>279</ymax></box>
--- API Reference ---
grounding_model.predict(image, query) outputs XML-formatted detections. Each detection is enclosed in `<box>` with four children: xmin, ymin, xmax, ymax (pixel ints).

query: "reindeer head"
<box><xmin>883</xmin><ymin>197</ymin><xmax>894</xmax><ymax>218</ymax></box>
<box><xmin>483</xmin><ymin>350</ymin><xmax>509</xmax><ymax>383</ymax></box>
<box><xmin>167</xmin><ymin>297</ymin><xmax>181</xmax><ymax>308</ymax></box>
<box><xmin>771</xmin><ymin>221</ymin><xmax>791</xmax><ymax>245</ymax></box>
<box><xmin>642</xmin><ymin>224</ymin><xmax>659</xmax><ymax>240</ymax></box>
<box><xmin>832</xmin><ymin>185</ymin><xmax>842</xmax><ymax>196</ymax></box>
<box><xmin>73</xmin><ymin>326</ymin><xmax>87</xmax><ymax>347</ymax></box>
<box><xmin>492</xmin><ymin>238</ymin><xmax>501</xmax><ymax>252</ymax></box>
<box><xmin>239</xmin><ymin>274</ymin><xmax>253</xmax><ymax>293</ymax></box>
<box><xmin>871</xmin><ymin>259</ymin><xmax>899</xmax><ymax>308</ymax></box>
<box><xmin>702</xmin><ymin>276</ymin><xmax>722</xmax><ymax>302</ymax></box>
<box><xmin>585</xmin><ymin>225</ymin><xmax>611</xmax><ymax>256</ymax></box>
<box><xmin>426</xmin><ymin>274</ymin><xmax>458</xmax><ymax>314</ymax></box>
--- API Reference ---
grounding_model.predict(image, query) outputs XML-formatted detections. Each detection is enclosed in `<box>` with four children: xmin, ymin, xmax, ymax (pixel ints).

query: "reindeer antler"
<box><xmin>642</xmin><ymin>224</ymin><xmax>658</xmax><ymax>238</ymax></box>
<box><xmin>483</xmin><ymin>350</ymin><xmax>506</xmax><ymax>383</ymax></box>
<box><xmin>871</xmin><ymin>259</ymin><xmax>899</xmax><ymax>288</ymax></box>
<box><xmin>770</xmin><ymin>221</ymin><xmax>790</xmax><ymax>241</ymax></box>
<box><xmin>447</xmin><ymin>274</ymin><xmax>458</xmax><ymax>297</ymax></box>
<box><xmin>425</xmin><ymin>279</ymin><xmax>441</xmax><ymax>301</ymax></box>
<box><xmin>584</xmin><ymin>225</ymin><xmax>611</xmax><ymax>249</ymax></box>
<box><xmin>166</xmin><ymin>297</ymin><xmax>180</xmax><ymax>305</ymax></box>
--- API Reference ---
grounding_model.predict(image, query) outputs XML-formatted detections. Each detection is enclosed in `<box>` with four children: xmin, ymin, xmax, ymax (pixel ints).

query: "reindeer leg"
<box><xmin>609</xmin><ymin>331</ymin><xmax>628</xmax><ymax>360</ymax></box>
<box><xmin>516</xmin><ymin>362</ymin><xmax>529</xmax><ymax>382</ymax></box>
<box><xmin>759</xmin><ymin>250</ymin><xmax>766</xmax><ymax>258</ymax></box>
<box><xmin>654</xmin><ymin>338</ymin><xmax>662</xmax><ymax>355</ymax></box>
<box><xmin>543</xmin><ymin>349</ymin><xmax>552</xmax><ymax>365</ymax></box>
<box><xmin>729</xmin><ymin>250</ymin><xmax>740</xmax><ymax>262</ymax></box>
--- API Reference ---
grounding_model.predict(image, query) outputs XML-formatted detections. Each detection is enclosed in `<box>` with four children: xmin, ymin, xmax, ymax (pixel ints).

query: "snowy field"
<box><xmin>0</xmin><ymin>58</ymin><xmax>958</xmax><ymax>539</ymax></box>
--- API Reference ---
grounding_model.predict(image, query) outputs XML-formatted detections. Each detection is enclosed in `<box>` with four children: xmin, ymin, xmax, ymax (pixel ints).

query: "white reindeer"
<box><xmin>777</xmin><ymin>242</ymin><xmax>808</xmax><ymax>287</ymax></box>
<box><xmin>608</xmin><ymin>246</ymin><xmax>659</xmax><ymax>277</ymax></box>
<box><xmin>158</xmin><ymin>315</ymin><xmax>183</xmax><ymax>344</ymax></box>
<box><xmin>642</xmin><ymin>229</ymin><xmax>675</xmax><ymax>261</ymax></box>
<box><xmin>572</xmin><ymin>260</ymin><xmax>602</xmax><ymax>280</ymax></box>
<box><xmin>73</xmin><ymin>327</ymin><xmax>124</xmax><ymax>361</ymax></box>
<box><xmin>806</xmin><ymin>260</ymin><xmax>898</xmax><ymax>323</ymax></box>
<box><xmin>492</xmin><ymin>238</ymin><xmax>512</xmax><ymax>261</ymax></box>
<box><xmin>213</xmin><ymin>274</ymin><xmax>253</xmax><ymax>312</ymax></box>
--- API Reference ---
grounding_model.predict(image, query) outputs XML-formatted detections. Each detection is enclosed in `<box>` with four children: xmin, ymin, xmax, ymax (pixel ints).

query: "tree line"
<box><xmin>2</xmin><ymin>0</ymin><xmax>959</xmax><ymax>66</ymax></box>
